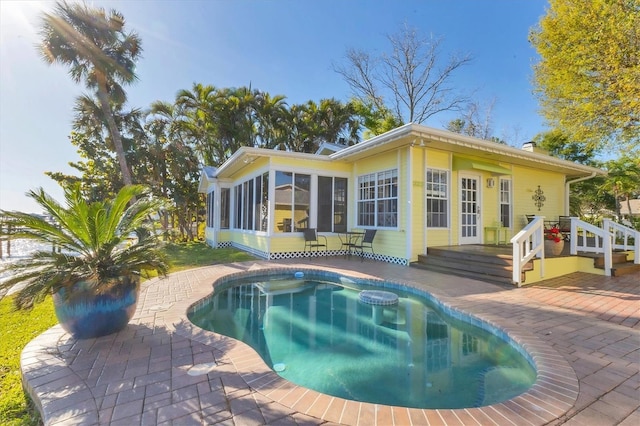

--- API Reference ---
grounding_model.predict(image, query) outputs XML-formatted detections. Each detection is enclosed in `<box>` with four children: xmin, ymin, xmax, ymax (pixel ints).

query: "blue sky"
<box><xmin>0</xmin><ymin>0</ymin><xmax>549</xmax><ymax>213</ymax></box>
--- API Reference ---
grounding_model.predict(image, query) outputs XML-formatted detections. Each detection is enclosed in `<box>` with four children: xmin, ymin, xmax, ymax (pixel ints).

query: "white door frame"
<box><xmin>459</xmin><ymin>173</ymin><xmax>482</xmax><ymax>244</ymax></box>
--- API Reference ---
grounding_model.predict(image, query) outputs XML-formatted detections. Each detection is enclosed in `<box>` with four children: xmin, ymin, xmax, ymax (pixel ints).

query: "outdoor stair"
<box><xmin>592</xmin><ymin>252</ymin><xmax>640</xmax><ymax>277</ymax></box>
<box><xmin>410</xmin><ymin>246</ymin><xmax>532</xmax><ymax>286</ymax></box>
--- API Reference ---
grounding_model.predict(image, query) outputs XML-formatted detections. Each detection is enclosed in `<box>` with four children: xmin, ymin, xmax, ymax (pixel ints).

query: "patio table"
<box><xmin>339</xmin><ymin>231</ymin><xmax>364</xmax><ymax>257</ymax></box>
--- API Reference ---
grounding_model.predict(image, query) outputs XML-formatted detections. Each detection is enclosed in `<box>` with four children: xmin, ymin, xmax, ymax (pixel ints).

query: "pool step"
<box><xmin>411</xmin><ymin>246</ymin><xmax>532</xmax><ymax>286</ymax></box>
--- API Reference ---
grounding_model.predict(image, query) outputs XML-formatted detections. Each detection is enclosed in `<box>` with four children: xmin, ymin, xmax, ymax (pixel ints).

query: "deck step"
<box><xmin>417</xmin><ymin>255</ymin><xmax>514</xmax><ymax>277</ymax></box>
<box><xmin>593</xmin><ymin>252</ymin><xmax>630</xmax><ymax>269</ymax></box>
<box><xmin>611</xmin><ymin>262</ymin><xmax>640</xmax><ymax>277</ymax></box>
<box><xmin>412</xmin><ymin>246</ymin><xmax>532</xmax><ymax>286</ymax></box>
<box><xmin>409</xmin><ymin>261</ymin><xmax>517</xmax><ymax>286</ymax></box>
<box><xmin>423</xmin><ymin>247</ymin><xmax>516</xmax><ymax>266</ymax></box>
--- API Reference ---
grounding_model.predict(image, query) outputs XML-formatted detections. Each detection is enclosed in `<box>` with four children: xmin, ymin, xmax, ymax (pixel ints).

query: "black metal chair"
<box><xmin>558</xmin><ymin>216</ymin><xmax>571</xmax><ymax>241</ymax></box>
<box><xmin>303</xmin><ymin>228</ymin><xmax>327</xmax><ymax>257</ymax></box>
<box><xmin>353</xmin><ymin>229</ymin><xmax>376</xmax><ymax>261</ymax></box>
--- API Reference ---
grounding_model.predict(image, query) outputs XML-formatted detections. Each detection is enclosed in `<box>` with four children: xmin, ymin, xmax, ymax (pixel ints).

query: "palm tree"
<box><xmin>71</xmin><ymin>94</ymin><xmax>143</xmax><ymax>199</ymax></box>
<box><xmin>254</xmin><ymin>91</ymin><xmax>288</xmax><ymax>149</ymax></box>
<box><xmin>176</xmin><ymin>83</ymin><xmax>222</xmax><ymax>165</ymax></box>
<box><xmin>38</xmin><ymin>1</ymin><xmax>142</xmax><ymax>187</ymax></box>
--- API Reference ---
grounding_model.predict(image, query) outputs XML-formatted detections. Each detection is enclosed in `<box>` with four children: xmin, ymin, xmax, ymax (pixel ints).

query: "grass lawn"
<box><xmin>0</xmin><ymin>242</ymin><xmax>255</xmax><ymax>425</ymax></box>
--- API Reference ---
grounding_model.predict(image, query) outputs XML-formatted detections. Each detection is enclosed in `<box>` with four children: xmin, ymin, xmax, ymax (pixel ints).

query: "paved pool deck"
<box><xmin>21</xmin><ymin>258</ymin><xmax>639</xmax><ymax>425</ymax></box>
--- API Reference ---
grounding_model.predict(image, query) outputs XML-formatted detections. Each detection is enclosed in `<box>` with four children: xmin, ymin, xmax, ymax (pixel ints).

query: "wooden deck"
<box><xmin>412</xmin><ymin>244</ymin><xmax>638</xmax><ymax>285</ymax></box>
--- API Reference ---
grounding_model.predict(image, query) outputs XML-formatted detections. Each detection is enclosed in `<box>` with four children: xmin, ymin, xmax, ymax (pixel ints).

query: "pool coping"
<box><xmin>21</xmin><ymin>262</ymin><xmax>580</xmax><ymax>425</ymax></box>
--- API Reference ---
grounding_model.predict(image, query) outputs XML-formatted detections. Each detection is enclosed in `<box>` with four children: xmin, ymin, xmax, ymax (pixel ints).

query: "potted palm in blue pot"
<box><xmin>0</xmin><ymin>184</ymin><xmax>168</xmax><ymax>339</ymax></box>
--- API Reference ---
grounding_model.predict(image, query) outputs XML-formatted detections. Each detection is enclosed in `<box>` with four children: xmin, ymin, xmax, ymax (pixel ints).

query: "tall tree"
<box><xmin>335</xmin><ymin>24</ymin><xmax>472</xmax><ymax>124</ymax></box>
<box><xmin>599</xmin><ymin>156</ymin><xmax>640</xmax><ymax>222</ymax></box>
<box><xmin>533</xmin><ymin>130</ymin><xmax>597</xmax><ymax>164</ymax></box>
<box><xmin>253</xmin><ymin>92</ymin><xmax>288</xmax><ymax>149</ymax></box>
<box><xmin>351</xmin><ymin>99</ymin><xmax>402</xmax><ymax>138</ymax></box>
<box><xmin>175</xmin><ymin>83</ymin><xmax>222</xmax><ymax>165</ymax></box>
<box><xmin>530</xmin><ymin>0</ymin><xmax>640</xmax><ymax>154</ymax></box>
<box><xmin>39</xmin><ymin>1</ymin><xmax>143</xmax><ymax>187</ymax></box>
<box><xmin>534</xmin><ymin>130</ymin><xmax>605</xmax><ymax>217</ymax></box>
<box><xmin>446</xmin><ymin>99</ymin><xmax>497</xmax><ymax>141</ymax></box>
<box><xmin>282</xmin><ymin>100</ymin><xmax>362</xmax><ymax>153</ymax></box>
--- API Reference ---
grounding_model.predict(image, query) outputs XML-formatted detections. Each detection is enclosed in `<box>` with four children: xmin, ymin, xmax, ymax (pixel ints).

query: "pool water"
<box><xmin>188</xmin><ymin>272</ymin><xmax>536</xmax><ymax>409</ymax></box>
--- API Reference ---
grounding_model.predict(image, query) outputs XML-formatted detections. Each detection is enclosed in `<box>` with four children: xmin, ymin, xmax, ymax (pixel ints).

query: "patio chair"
<box><xmin>558</xmin><ymin>216</ymin><xmax>571</xmax><ymax>241</ymax></box>
<box><xmin>353</xmin><ymin>229</ymin><xmax>376</xmax><ymax>262</ymax></box>
<box><xmin>303</xmin><ymin>228</ymin><xmax>327</xmax><ymax>257</ymax></box>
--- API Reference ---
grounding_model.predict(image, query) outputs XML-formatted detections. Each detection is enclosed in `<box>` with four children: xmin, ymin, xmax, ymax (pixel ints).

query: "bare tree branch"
<box><xmin>335</xmin><ymin>24</ymin><xmax>473</xmax><ymax>125</ymax></box>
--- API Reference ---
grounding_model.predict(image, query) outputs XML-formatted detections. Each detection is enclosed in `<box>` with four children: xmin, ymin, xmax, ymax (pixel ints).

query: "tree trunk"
<box><xmin>96</xmin><ymin>77</ymin><xmax>134</xmax><ymax>188</ymax></box>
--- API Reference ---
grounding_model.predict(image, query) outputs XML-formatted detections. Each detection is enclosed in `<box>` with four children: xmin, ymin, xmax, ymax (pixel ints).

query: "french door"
<box><xmin>459</xmin><ymin>174</ymin><xmax>481</xmax><ymax>244</ymax></box>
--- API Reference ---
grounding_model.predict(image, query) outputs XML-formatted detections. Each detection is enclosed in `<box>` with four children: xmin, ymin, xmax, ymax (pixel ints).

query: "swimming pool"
<box><xmin>188</xmin><ymin>270</ymin><xmax>536</xmax><ymax>409</ymax></box>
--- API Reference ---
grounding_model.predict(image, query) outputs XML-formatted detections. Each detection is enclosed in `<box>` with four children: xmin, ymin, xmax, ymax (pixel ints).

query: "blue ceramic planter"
<box><xmin>53</xmin><ymin>276</ymin><xmax>139</xmax><ymax>339</ymax></box>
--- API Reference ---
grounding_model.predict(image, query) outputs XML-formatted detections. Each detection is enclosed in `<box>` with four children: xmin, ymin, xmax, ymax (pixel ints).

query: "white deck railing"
<box><xmin>603</xmin><ymin>219</ymin><xmax>640</xmax><ymax>264</ymax></box>
<box><xmin>512</xmin><ymin>216</ymin><xmax>639</xmax><ymax>284</ymax></box>
<box><xmin>510</xmin><ymin>216</ymin><xmax>545</xmax><ymax>287</ymax></box>
<box><xmin>569</xmin><ymin>218</ymin><xmax>613</xmax><ymax>275</ymax></box>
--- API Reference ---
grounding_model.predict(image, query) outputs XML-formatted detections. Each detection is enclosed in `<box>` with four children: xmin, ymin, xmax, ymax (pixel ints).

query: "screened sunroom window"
<box><xmin>275</xmin><ymin>171</ymin><xmax>310</xmax><ymax>232</ymax></box>
<box><xmin>233</xmin><ymin>173</ymin><xmax>268</xmax><ymax>231</ymax></box>
<box><xmin>206</xmin><ymin>190</ymin><xmax>214</xmax><ymax>227</ymax></box>
<box><xmin>220</xmin><ymin>188</ymin><xmax>230</xmax><ymax>229</ymax></box>
<box><xmin>317</xmin><ymin>176</ymin><xmax>348</xmax><ymax>232</ymax></box>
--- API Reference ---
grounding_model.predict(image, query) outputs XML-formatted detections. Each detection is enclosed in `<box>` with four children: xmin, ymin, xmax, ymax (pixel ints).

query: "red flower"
<box><xmin>546</xmin><ymin>226</ymin><xmax>562</xmax><ymax>243</ymax></box>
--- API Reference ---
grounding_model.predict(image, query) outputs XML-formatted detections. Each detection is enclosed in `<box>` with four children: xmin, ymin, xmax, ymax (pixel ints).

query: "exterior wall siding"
<box><xmin>512</xmin><ymin>165</ymin><xmax>566</xmax><ymax>227</ymax></box>
<box><xmin>425</xmin><ymin>150</ymin><xmax>454</xmax><ymax>247</ymax></box>
<box><xmin>350</xmin><ymin>150</ymin><xmax>408</xmax><ymax>263</ymax></box>
<box><xmin>199</xmin><ymin>128</ymin><xmax>601</xmax><ymax>268</ymax></box>
<box><xmin>409</xmin><ymin>146</ymin><xmax>426</xmax><ymax>261</ymax></box>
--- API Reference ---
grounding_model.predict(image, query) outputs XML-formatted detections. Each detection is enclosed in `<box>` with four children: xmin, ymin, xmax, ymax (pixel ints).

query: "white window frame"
<box><xmin>357</xmin><ymin>169</ymin><xmax>398</xmax><ymax>228</ymax></box>
<box><xmin>499</xmin><ymin>177</ymin><xmax>512</xmax><ymax>228</ymax></box>
<box><xmin>426</xmin><ymin>168</ymin><xmax>449</xmax><ymax>228</ymax></box>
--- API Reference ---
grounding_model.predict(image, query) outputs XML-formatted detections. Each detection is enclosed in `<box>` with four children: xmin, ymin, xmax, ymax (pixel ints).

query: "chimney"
<box><xmin>522</xmin><ymin>141</ymin><xmax>548</xmax><ymax>155</ymax></box>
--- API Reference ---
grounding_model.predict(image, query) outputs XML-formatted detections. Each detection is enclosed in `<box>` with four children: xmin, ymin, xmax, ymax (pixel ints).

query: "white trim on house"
<box><xmin>198</xmin><ymin>123</ymin><xmax>608</xmax><ymax>267</ymax></box>
<box><xmin>330</xmin><ymin>123</ymin><xmax>605</xmax><ymax>179</ymax></box>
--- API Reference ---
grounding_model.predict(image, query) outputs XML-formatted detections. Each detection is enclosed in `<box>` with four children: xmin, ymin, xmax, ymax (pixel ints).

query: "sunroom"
<box><xmin>199</xmin><ymin>148</ymin><xmax>353</xmax><ymax>260</ymax></box>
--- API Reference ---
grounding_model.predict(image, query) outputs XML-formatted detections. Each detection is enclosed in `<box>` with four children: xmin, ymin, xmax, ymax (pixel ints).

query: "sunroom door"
<box><xmin>459</xmin><ymin>174</ymin><xmax>481</xmax><ymax>244</ymax></box>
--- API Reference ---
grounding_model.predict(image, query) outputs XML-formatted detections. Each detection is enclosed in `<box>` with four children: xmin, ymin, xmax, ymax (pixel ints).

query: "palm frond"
<box><xmin>0</xmin><ymin>184</ymin><xmax>168</xmax><ymax>309</ymax></box>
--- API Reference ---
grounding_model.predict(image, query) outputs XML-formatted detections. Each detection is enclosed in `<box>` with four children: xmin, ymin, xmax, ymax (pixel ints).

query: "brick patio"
<box><xmin>21</xmin><ymin>259</ymin><xmax>639</xmax><ymax>425</ymax></box>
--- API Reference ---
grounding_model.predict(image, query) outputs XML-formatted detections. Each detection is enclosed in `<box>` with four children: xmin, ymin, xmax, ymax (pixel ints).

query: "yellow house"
<box><xmin>199</xmin><ymin>123</ymin><xmax>636</xmax><ymax>284</ymax></box>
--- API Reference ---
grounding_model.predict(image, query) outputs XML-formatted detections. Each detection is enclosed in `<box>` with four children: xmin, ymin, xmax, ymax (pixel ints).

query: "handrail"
<box><xmin>510</xmin><ymin>216</ymin><xmax>545</xmax><ymax>287</ymax></box>
<box><xmin>603</xmin><ymin>219</ymin><xmax>640</xmax><ymax>264</ymax></box>
<box><xmin>569</xmin><ymin>218</ymin><xmax>613</xmax><ymax>276</ymax></box>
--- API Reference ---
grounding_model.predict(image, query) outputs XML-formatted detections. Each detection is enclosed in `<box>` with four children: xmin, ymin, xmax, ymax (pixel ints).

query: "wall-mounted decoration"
<box><xmin>532</xmin><ymin>185</ymin><xmax>545</xmax><ymax>211</ymax></box>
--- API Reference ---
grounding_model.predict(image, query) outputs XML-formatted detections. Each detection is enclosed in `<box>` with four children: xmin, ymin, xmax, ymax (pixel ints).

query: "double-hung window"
<box><xmin>357</xmin><ymin>169</ymin><xmax>398</xmax><ymax>228</ymax></box>
<box><xmin>499</xmin><ymin>178</ymin><xmax>512</xmax><ymax>228</ymax></box>
<box><xmin>426</xmin><ymin>169</ymin><xmax>449</xmax><ymax>228</ymax></box>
